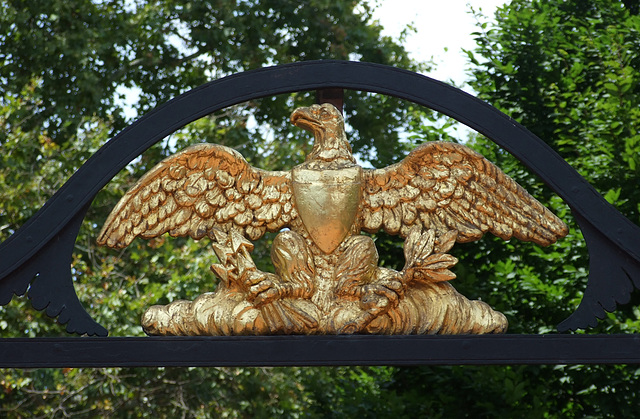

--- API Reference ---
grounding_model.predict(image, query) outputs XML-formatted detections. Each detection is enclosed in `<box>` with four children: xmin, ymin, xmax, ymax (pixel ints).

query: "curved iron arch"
<box><xmin>1</xmin><ymin>60</ymin><xmax>638</xmax><ymax>336</ymax></box>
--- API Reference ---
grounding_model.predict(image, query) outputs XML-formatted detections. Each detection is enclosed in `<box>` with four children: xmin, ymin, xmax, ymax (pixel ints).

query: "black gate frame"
<box><xmin>2</xmin><ymin>61</ymin><xmax>640</xmax><ymax>367</ymax></box>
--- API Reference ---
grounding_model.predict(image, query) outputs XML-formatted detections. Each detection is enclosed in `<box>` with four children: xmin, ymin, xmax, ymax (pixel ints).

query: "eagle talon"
<box><xmin>248</xmin><ymin>279</ymin><xmax>273</xmax><ymax>297</ymax></box>
<box><xmin>247</xmin><ymin>277</ymin><xmax>310</xmax><ymax>307</ymax></box>
<box><xmin>245</xmin><ymin>274</ymin><xmax>279</xmax><ymax>305</ymax></box>
<box><xmin>377</xmin><ymin>278</ymin><xmax>404</xmax><ymax>297</ymax></box>
<box><xmin>251</xmin><ymin>285</ymin><xmax>281</xmax><ymax>307</ymax></box>
<box><xmin>361</xmin><ymin>292</ymin><xmax>388</xmax><ymax>310</ymax></box>
<box><xmin>243</xmin><ymin>270</ymin><xmax>267</xmax><ymax>289</ymax></box>
<box><xmin>362</xmin><ymin>284</ymin><xmax>400</xmax><ymax>310</ymax></box>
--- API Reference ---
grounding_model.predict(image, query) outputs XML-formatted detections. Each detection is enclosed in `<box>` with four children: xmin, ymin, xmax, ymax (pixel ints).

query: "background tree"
<box><xmin>384</xmin><ymin>1</ymin><xmax>640</xmax><ymax>417</ymax></box>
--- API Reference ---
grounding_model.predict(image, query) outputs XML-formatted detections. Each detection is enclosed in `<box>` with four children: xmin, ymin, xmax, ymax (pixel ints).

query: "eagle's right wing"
<box><xmin>361</xmin><ymin>141</ymin><xmax>568</xmax><ymax>246</ymax></box>
<box><xmin>97</xmin><ymin>144</ymin><xmax>296</xmax><ymax>248</ymax></box>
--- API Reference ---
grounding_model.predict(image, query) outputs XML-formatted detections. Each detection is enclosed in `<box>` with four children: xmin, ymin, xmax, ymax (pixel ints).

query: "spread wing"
<box><xmin>361</xmin><ymin>141</ymin><xmax>568</xmax><ymax>246</ymax></box>
<box><xmin>97</xmin><ymin>143</ymin><xmax>296</xmax><ymax>248</ymax></box>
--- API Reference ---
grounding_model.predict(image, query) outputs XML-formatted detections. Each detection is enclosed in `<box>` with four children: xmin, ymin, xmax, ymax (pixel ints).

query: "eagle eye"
<box><xmin>320</xmin><ymin>109</ymin><xmax>331</xmax><ymax>120</ymax></box>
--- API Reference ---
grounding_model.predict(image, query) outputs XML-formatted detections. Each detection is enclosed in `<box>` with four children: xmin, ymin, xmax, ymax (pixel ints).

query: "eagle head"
<box><xmin>291</xmin><ymin>103</ymin><xmax>356</xmax><ymax>168</ymax></box>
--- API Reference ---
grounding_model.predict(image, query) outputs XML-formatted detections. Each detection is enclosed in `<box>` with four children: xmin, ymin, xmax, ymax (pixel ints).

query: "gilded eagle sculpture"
<box><xmin>98</xmin><ymin>103</ymin><xmax>568</xmax><ymax>336</ymax></box>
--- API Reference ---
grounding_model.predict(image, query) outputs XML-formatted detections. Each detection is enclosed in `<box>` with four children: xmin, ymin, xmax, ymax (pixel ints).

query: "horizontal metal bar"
<box><xmin>1</xmin><ymin>334</ymin><xmax>639</xmax><ymax>368</ymax></box>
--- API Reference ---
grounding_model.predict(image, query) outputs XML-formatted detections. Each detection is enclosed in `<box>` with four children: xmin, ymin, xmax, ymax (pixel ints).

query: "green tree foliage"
<box><xmin>0</xmin><ymin>0</ymin><xmax>427</xmax><ymax>164</ymax></box>
<box><xmin>386</xmin><ymin>1</ymin><xmax>640</xmax><ymax>417</ymax></box>
<box><xmin>463</xmin><ymin>0</ymin><xmax>640</xmax><ymax>332</ymax></box>
<box><xmin>469</xmin><ymin>0</ymin><xmax>640</xmax><ymax>220</ymax></box>
<box><xmin>3</xmin><ymin>0</ymin><xmax>640</xmax><ymax>416</ymax></box>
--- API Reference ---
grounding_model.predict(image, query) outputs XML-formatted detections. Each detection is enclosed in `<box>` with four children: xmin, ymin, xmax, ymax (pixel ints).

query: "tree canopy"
<box><xmin>395</xmin><ymin>1</ymin><xmax>640</xmax><ymax>416</ymax></box>
<box><xmin>2</xmin><ymin>0</ymin><xmax>640</xmax><ymax>416</ymax></box>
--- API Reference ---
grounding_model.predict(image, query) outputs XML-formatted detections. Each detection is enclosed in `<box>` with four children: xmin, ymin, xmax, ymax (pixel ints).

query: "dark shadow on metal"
<box><xmin>1</xmin><ymin>60</ymin><xmax>639</xmax><ymax>338</ymax></box>
<box><xmin>1</xmin><ymin>335</ymin><xmax>640</xmax><ymax>368</ymax></box>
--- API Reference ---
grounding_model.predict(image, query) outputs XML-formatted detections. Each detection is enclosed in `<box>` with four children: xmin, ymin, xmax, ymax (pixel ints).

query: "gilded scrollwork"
<box><xmin>98</xmin><ymin>103</ymin><xmax>568</xmax><ymax>336</ymax></box>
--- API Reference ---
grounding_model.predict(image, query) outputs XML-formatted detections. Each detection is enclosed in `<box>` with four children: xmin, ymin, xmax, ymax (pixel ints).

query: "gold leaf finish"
<box><xmin>292</xmin><ymin>165</ymin><xmax>362</xmax><ymax>254</ymax></box>
<box><xmin>99</xmin><ymin>104</ymin><xmax>569</xmax><ymax>336</ymax></box>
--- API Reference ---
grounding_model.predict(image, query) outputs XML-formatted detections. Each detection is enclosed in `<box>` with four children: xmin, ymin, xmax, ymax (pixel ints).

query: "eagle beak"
<box><xmin>291</xmin><ymin>107</ymin><xmax>321</xmax><ymax>133</ymax></box>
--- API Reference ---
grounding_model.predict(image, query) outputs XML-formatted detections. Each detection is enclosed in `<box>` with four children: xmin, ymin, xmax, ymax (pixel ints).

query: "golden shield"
<box><xmin>292</xmin><ymin>165</ymin><xmax>363</xmax><ymax>254</ymax></box>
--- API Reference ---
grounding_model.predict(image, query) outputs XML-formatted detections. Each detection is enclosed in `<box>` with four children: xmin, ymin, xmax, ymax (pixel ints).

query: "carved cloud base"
<box><xmin>141</xmin><ymin>282</ymin><xmax>507</xmax><ymax>336</ymax></box>
<box><xmin>141</xmin><ymin>228</ymin><xmax>507</xmax><ymax>336</ymax></box>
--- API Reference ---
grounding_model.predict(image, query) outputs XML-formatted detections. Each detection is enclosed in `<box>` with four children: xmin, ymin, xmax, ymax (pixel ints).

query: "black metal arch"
<box><xmin>1</xmin><ymin>60</ymin><xmax>639</xmax><ymax>337</ymax></box>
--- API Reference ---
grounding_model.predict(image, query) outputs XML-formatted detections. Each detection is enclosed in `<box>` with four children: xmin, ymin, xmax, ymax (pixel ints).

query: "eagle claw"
<box><xmin>251</xmin><ymin>285</ymin><xmax>280</xmax><ymax>307</ymax></box>
<box><xmin>361</xmin><ymin>282</ymin><xmax>401</xmax><ymax>310</ymax></box>
<box><xmin>244</xmin><ymin>273</ymin><xmax>278</xmax><ymax>306</ymax></box>
<box><xmin>246</xmin><ymin>276</ymin><xmax>311</xmax><ymax>307</ymax></box>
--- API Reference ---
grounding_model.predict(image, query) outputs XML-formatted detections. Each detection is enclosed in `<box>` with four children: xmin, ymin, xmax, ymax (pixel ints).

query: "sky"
<box><xmin>119</xmin><ymin>1</ymin><xmax>507</xmax><ymax>120</ymax></box>
<box><xmin>371</xmin><ymin>0</ymin><xmax>506</xmax><ymax>93</ymax></box>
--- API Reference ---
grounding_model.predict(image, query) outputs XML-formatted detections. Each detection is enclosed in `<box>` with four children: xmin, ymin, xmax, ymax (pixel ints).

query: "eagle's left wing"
<box><xmin>97</xmin><ymin>143</ymin><xmax>295</xmax><ymax>248</ymax></box>
<box><xmin>361</xmin><ymin>141</ymin><xmax>568</xmax><ymax>245</ymax></box>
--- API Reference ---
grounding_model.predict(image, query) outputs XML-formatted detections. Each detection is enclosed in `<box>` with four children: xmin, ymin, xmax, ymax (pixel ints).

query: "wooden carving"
<box><xmin>98</xmin><ymin>104</ymin><xmax>568</xmax><ymax>335</ymax></box>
